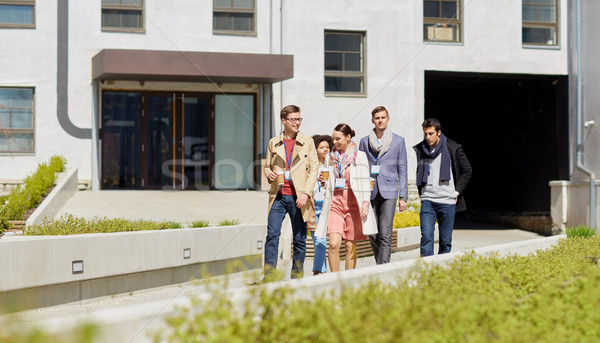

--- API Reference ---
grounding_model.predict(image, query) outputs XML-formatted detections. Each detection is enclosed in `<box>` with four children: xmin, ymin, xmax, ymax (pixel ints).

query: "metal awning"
<box><xmin>92</xmin><ymin>49</ymin><xmax>293</xmax><ymax>83</ymax></box>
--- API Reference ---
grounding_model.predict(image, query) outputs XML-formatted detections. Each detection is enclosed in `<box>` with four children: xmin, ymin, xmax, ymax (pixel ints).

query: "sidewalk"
<box><xmin>56</xmin><ymin>190</ymin><xmax>270</xmax><ymax>225</ymax></box>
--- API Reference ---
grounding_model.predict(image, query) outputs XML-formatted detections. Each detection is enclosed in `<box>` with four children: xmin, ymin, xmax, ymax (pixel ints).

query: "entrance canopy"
<box><xmin>92</xmin><ymin>49</ymin><xmax>293</xmax><ymax>83</ymax></box>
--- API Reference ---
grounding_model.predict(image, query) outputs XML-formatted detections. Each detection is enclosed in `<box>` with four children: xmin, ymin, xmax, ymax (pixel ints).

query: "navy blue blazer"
<box><xmin>359</xmin><ymin>133</ymin><xmax>409</xmax><ymax>201</ymax></box>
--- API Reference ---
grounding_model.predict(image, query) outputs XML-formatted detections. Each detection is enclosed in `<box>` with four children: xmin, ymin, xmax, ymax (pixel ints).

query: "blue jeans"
<box><xmin>265</xmin><ymin>194</ymin><xmax>307</xmax><ymax>276</ymax></box>
<box><xmin>310</xmin><ymin>231</ymin><xmax>328</xmax><ymax>273</ymax></box>
<box><xmin>419</xmin><ymin>200</ymin><xmax>455</xmax><ymax>256</ymax></box>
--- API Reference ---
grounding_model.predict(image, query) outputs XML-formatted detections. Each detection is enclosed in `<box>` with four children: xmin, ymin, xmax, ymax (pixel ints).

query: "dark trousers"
<box><xmin>369</xmin><ymin>193</ymin><xmax>397</xmax><ymax>264</ymax></box>
<box><xmin>264</xmin><ymin>194</ymin><xmax>307</xmax><ymax>277</ymax></box>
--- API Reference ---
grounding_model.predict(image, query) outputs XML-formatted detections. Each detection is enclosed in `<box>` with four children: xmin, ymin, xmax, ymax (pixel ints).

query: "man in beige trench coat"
<box><xmin>263</xmin><ymin>105</ymin><xmax>319</xmax><ymax>279</ymax></box>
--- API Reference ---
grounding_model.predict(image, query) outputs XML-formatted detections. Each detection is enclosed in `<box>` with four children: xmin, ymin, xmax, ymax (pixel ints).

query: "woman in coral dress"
<box><xmin>314</xmin><ymin>123</ymin><xmax>377</xmax><ymax>272</ymax></box>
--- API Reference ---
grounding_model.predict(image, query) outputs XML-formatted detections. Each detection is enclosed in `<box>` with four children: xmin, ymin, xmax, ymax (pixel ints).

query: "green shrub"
<box><xmin>156</xmin><ymin>236</ymin><xmax>600</xmax><ymax>342</ymax></box>
<box><xmin>0</xmin><ymin>322</ymin><xmax>98</xmax><ymax>343</ymax></box>
<box><xmin>218</xmin><ymin>219</ymin><xmax>240</xmax><ymax>226</ymax></box>
<box><xmin>167</xmin><ymin>221</ymin><xmax>183</xmax><ymax>229</ymax></box>
<box><xmin>566</xmin><ymin>225</ymin><xmax>596</xmax><ymax>238</ymax></box>
<box><xmin>191</xmin><ymin>220</ymin><xmax>211</xmax><ymax>228</ymax></box>
<box><xmin>0</xmin><ymin>214</ymin><xmax>9</xmax><ymax>234</ymax></box>
<box><xmin>0</xmin><ymin>156</ymin><xmax>66</xmax><ymax>220</ymax></box>
<box><xmin>23</xmin><ymin>215</ymin><xmax>183</xmax><ymax>236</ymax></box>
<box><xmin>393</xmin><ymin>211</ymin><xmax>420</xmax><ymax>228</ymax></box>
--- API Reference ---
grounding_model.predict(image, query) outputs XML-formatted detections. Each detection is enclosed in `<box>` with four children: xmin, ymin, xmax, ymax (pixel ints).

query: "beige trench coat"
<box><xmin>264</xmin><ymin>132</ymin><xmax>319</xmax><ymax>222</ymax></box>
<box><xmin>314</xmin><ymin>150</ymin><xmax>378</xmax><ymax>238</ymax></box>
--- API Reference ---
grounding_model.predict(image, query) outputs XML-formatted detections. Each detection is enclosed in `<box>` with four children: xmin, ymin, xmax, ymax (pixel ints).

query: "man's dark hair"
<box><xmin>312</xmin><ymin>134</ymin><xmax>333</xmax><ymax>150</ymax></box>
<box><xmin>280</xmin><ymin>105</ymin><xmax>300</xmax><ymax>119</ymax></box>
<box><xmin>422</xmin><ymin>118</ymin><xmax>441</xmax><ymax>132</ymax></box>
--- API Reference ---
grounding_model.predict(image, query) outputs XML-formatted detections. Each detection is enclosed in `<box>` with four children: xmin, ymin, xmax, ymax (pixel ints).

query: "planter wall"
<box><xmin>0</xmin><ymin>224</ymin><xmax>265</xmax><ymax>311</ymax></box>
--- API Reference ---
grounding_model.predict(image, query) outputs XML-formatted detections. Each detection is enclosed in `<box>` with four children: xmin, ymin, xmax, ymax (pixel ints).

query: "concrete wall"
<box><xmin>549</xmin><ymin>179</ymin><xmax>600</xmax><ymax>231</ymax></box>
<box><xmin>0</xmin><ymin>224</ymin><xmax>265</xmax><ymax>310</ymax></box>
<box><xmin>26</xmin><ymin>168</ymin><xmax>78</xmax><ymax>226</ymax></box>
<box><xmin>579</xmin><ymin>0</ymin><xmax>600</xmax><ymax>175</ymax></box>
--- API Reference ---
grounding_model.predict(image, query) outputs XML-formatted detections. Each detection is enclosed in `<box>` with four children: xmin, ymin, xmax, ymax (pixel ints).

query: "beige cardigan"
<box><xmin>314</xmin><ymin>150</ymin><xmax>378</xmax><ymax>238</ymax></box>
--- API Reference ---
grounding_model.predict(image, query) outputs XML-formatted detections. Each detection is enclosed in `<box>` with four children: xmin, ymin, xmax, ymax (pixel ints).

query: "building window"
<box><xmin>0</xmin><ymin>88</ymin><xmax>34</xmax><ymax>154</ymax></box>
<box><xmin>0</xmin><ymin>0</ymin><xmax>35</xmax><ymax>28</ymax></box>
<box><xmin>523</xmin><ymin>0</ymin><xmax>558</xmax><ymax>46</ymax></box>
<box><xmin>423</xmin><ymin>0</ymin><xmax>461</xmax><ymax>42</ymax></box>
<box><xmin>213</xmin><ymin>0</ymin><xmax>255</xmax><ymax>35</ymax></box>
<box><xmin>101</xmin><ymin>0</ymin><xmax>144</xmax><ymax>32</ymax></box>
<box><xmin>324</xmin><ymin>31</ymin><xmax>365</xmax><ymax>96</ymax></box>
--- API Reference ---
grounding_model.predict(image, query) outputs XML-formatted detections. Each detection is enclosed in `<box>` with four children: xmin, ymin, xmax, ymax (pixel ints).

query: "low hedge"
<box><xmin>23</xmin><ymin>215</ymin><xmax>183</xmax><ymax>235</ymax></box>
<box><xmin>23</xmin><ymin>215</ymin><xmax>242</xmax><ymax>235</ymax></box>
<box><xmin>0</xmin><ymin>156</ymin><xmax>66</xmax><ymax>221</ymax></box>
<box><xmin>156</xmin><ymin>235</ymin><xmax>600</xmax><ymax>342</ymax></box>
<box><xmin>393</xmin><ymin>210</ymin><xmax>420</xmax><ymax>228</ymax></box>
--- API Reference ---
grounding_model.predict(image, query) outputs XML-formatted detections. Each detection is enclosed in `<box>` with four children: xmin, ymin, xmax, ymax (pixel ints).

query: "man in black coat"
<box><xmin>413</xmin><ymin>118</ymin><xmax>472</xmax><ymax>256</ymax></box>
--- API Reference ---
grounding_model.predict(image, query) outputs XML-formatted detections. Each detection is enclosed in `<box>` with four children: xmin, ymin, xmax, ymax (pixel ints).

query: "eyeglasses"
<box><xmin>285</xmin><ymin>118</ymin><xmax>303</xmax><ymax>123</ymax></box>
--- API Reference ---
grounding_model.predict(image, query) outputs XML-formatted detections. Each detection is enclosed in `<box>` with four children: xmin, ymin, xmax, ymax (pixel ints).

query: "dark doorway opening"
<box><xmin>424</xmin><ymin>71</ymin><xmax>569</xmax><ymax>229</ymax></box>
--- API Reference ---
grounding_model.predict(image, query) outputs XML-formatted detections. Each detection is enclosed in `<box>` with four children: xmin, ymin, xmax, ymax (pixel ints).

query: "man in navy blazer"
<box><xmin>359</xmin><ymin>106</ymin><xmax>408</xmax><ymax>264</ymax></box>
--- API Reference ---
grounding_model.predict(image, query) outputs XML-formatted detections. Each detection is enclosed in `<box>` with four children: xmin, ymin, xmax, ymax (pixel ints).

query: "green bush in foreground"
<box><xmin>23</xmin><ymin>215</ymin><xmax>184</xmax><ymax>236</ymax></box>
<box><xmin>0</xmin><ymin>156</ymin><xmax>66</xmax><ymax>220</ymax></box>
<box><xmin>156</xmin><ymin>236</ymin><xmax>600</xmax><ymax>342</ymax></box>
<box><xmin>0</xmin><ymin>322</ymin><xmax>98</xmax><ymax>343</ymax></box>
<box><xmin>566</xmin><ymin>225</ymin><xmax>596</xmax><ymax>238</ymax></box>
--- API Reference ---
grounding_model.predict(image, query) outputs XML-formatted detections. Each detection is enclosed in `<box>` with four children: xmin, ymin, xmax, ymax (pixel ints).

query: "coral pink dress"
<box><xmin>327</xmin><ymin>166</ymin><xmax>367</xmax><ymax>241</ymax></box>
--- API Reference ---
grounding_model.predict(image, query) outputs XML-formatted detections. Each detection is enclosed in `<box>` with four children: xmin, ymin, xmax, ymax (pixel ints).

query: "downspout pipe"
<box><xmin>575</xmin><ymin>0</ymin><xmax>597</xmax><ymax>230</ymax></box>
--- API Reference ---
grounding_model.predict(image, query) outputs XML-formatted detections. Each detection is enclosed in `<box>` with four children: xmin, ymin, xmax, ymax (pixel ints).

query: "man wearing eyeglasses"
<box><xmin>264</xmin><ymin>105</ymin><xmax>319</xmax><ymax>279</ymax></box>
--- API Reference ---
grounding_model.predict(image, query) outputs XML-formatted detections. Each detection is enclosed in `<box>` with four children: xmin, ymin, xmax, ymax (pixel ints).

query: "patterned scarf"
<box><xmin>330</xmin><ymin>142</ymin><xmax>358</xmax><ymax>178</ymax></box>
<box><xmin>416</xmin><ymin>133</ymin><xmax>451</xmax><ymax>186</ymax></box>
<box><xmin>368</xmin><ymin>127</ymin><xmax>393</xmax><ymax>158</ymax></box>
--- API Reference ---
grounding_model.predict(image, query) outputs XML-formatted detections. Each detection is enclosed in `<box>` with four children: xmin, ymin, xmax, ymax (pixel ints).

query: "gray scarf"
<box><xmin>368</xmin><ymin>128</ymin><xmax>392</xmax><ymax>159</ymax></box>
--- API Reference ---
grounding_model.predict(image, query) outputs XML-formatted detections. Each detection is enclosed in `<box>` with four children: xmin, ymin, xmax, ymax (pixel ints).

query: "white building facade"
<box><xmin>1</xmin><ymin>1</ymin><xmax>570</xmax><ymax>221</ymax></box>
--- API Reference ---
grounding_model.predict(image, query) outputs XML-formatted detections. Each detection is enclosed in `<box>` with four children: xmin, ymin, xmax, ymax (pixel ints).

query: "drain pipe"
<box><xmin>575</xmin><ymin>0</ymin><xmax>597</xmax><ymax>230</ymax></box>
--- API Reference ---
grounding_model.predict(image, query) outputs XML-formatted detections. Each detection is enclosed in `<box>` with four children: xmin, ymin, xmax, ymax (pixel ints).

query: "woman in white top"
<box><xmin>315</xmin><ymin>123</ymin><xmax>377</xmax><ymax>272</ymax></box>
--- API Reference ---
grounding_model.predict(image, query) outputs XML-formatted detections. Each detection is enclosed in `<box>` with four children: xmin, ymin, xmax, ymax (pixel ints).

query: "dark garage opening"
<box><xmin>424</xmin><ymin>71</ymin><xmax>569</xmax><ymax>232</ymax></box>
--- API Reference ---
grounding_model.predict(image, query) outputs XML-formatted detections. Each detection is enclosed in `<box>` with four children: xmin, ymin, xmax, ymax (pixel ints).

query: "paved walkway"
<box><xmin>56</xmin><ymin>190</ymin><xmax>270</xmax><ymax>225</ymax></box>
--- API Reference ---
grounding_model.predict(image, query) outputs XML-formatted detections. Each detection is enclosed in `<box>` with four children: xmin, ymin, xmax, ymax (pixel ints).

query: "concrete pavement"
<box><xmin>56</xmin><ymin>190</ymin><xmax>269</xmax><ymax>225</ymax></box>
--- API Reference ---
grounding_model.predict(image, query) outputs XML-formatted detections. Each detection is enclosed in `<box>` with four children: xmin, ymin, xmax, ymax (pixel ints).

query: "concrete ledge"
<box><xmin>26</xmin><ymin>168</ymin><xmax>78</xmax><ymax>227</ymax></box>
<box><xmin>0</xmin><ymin>224</ymin><xmax>265</xmax><ymax>310</ymax></box>
<box><xmin>11</xmin><ymin>235</ymin><xmax>565</xmax><ymax>342</ymax></box>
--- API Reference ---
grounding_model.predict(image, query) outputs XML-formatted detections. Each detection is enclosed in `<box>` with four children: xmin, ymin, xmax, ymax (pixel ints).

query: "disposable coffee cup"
<box><xmin>320</xmin><ymin>168</ymin><xmax>329</xmax><ymax>181</ymax></box>
<box><xmin>276</xmin><ymin>171</ymin><xmax>285</xmax><ymax>185</ymax></box>
<box><xmin>370</xmin><ymin>177</ymin><xmax>375</xmax><ymax>190</ymax></box>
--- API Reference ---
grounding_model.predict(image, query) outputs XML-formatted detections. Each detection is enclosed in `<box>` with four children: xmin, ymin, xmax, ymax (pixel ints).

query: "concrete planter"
<box><xmin>0</xmin><ymin>224</ymin><xmax>265</xmax><ymax>311</ymax></box>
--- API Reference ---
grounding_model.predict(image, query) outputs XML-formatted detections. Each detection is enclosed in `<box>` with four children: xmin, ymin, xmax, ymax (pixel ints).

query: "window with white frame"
<box><xmin>0</xmin><ymin>0</ymin><xmax>34</xmax><ymax>28</ymax></box>
<box><xmin>213</xmin><ymin>0</ymin><xmax>255</xmax><ymax>35</ymax></box>
<box><xmin>423</xmin><ymin>0</ymin><xmax>461</xmax><ymax>42</ymax></box>
<box><xmin>0</xmin><ymin>88</ymin><xmax>34</xmax><ymax>153</ymax></box>
<box><xmin>101</xmin><ymin>0</ymin><xmax>144</xmax><ymax>32</ymax></box>
<box><xmin>522</xmin><ymin>0</ymin><xmax>558</xmax><ymax>46</ymax></box>
<box><xmin>324</xmin><ymin>31</ymin><xmax>366</xmax><ymax>96</ymax></box>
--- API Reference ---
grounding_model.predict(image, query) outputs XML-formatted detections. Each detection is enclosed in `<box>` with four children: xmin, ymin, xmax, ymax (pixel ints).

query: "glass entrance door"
<box><xmin>142</xmin><ymin>93</ymin><xmax>210</xmax><ymax>190</ymax></box>
<box><xmin>101</xmin><ymin>91</ymin><xmax>255</xmax><ymax>190</ymax></box>
<box><xmin>143</xmin><ymin>94</ymin><xmax>174</xmax><ymax>189</ymax></box>
<box><xmin>182</xmin><ymin>95</ymin><xmax>210</xmax><ymax>190</ymax></box>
